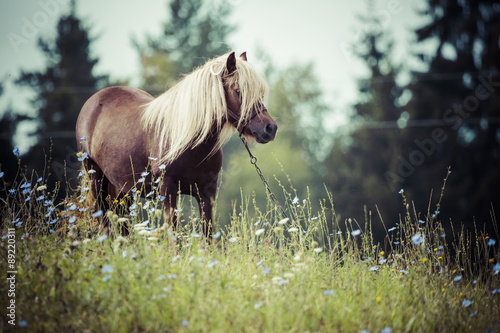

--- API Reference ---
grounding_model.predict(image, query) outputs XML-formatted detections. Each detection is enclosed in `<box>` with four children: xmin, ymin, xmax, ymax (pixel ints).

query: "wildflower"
<box><xmin>13</xmin><ymin>147</ymin><xmax>20</xmax><ymax>156</ymax></box>
<box><xmin>379</xmin><ymin>251</ymin><xmax>385</xmax><ymax>256</ymax></box>
<box><xmin>20</xmin><ymin>182</ymin><xmax>31</xmax><ymax>189</ymax></box>
<box><xmin>400</xmin><ymin>270</ymin><xmax>409</xmax><ymax>275</ymax></box>
<box><xmin>418</xmin><ymin>219</ymin><xmax>425</xmax><ymax>224</ymax></box>
<box><xmin>493</xmin><ymin>263</ymin><xmax>500</xmax><ymax>275</ymax></box>
<box><xmin>102</xmin><ymin>264</ymin><xmax>114</xmax><ymax>274</ymax></box>
<box><xmin>388</xmin><ymin>227</ymin><xmax>396</xmax><ymax>232</ymax></box>
<box><xmin>0</xmin><ymin>172</ymin><xmax>4</xmax><ymax>178</ymax></box>
<box><xmin>8</xmin><ymin>189</ymin><xmax>16</xmax><ymax>195</ymax></box>
<box><xmin>19</xmin><ymin>320</ymin><xmax>27</xmax><ymax>327</ymax></box>
<box><xmin>181</xmin><ymin>320</ymin><xmax>189</xmax><ymax>327</ymax></box>
<box><xmin>379</xmin><ymin>258</ymin><xmax>387</xmax><ymax>264</ymax></box>
<box><xmin>288</xmin><ymin>227</ymin><xmax>299</xmax><ymax>232</ymax></box>
<box><xmin>141</xmin><ymin>171</ymin><xmax>150</xmax><ymax>177</ymax></box>
<box><xmin>148</xmin><ymin>156</ymin><xmax>157</xmax><ymax>160</ymax></box>
<box><xmin>96</xmin><ymin>234</ymin><xmax>108</xmax><ymax>243</ymax></box>
<box><xmin>278</xmin><ymin>218</ymin><xmax>289</xmax><ymax>225</ymax></box>
<box><xmin>422</xmin><ymin>258</ymin><xmax>428</xmax><ymax>263</ymax></box>
<box><xmin>399</xmin><ymin>189</ymin><xmax>404</xmax><ymax>194</ymax></box>
<box><xmin>262</xmin><ymin>267</ymin><xmax>270</xmax><ymax>275</ymax></box>
<box><xmin>69</xmin><ymin>216</ymin><xmax>77</xmax><ymax>223</ymax></box>
<box><xmin>88</xmin><ymin>169</ymin><xmax>96</xmax><ymax>175</ymax></box>
<box><xmin>254</xmin><ymin>301</ymin><xmax>263</xmax><ymax>309</ymax></box>
<box><xmin>411</xmin><ymin>233</ymin><xmax>424</xmax><ymax>245</ymax></box>
<box><xmin>323</xmin><ymin>289</ymin><xmax>334</xmax><ymax>295</ymax></box>
<box><xmin>376</xmin><ymin>296</ymin><xmax>381</xmax><ymax>302</ymax></box>
<box><xmin>255</xmin><ymin>229</ymin><xmax>265</xmax><ymax>236</ymax></box>
<box><xmin>36</xmin><ymin>195</ymin><xmax>45</xmax><ymax>201</ymax></box>
<box><xmin>102</xmin><ymin>275</ymin><xmax>111</xmax><ymax>282</ymax></box>
<box><xmin>207</xmin><ymin>261</ymin><xmax>218</xmax><ymax>268</ymax></box>
<box><xmin>454</xmin><ymin>275</ymin><xmax>463</xmax><ymax>282</ymax></box>
<box><xmin>137</xmin><ymin>177</ymin><xmax>145</xmax><ymax>183</ymax></box>
<box><xmin>159</xmin><ymin>164</ymin><xmax>166</xmax><ymax>170</ymax></box>
<box><xmin>292</xmin><ymin>196</ymin><xmax>299</xmax><ymax>205</ymax></box>
<box><xmin>93</xmin><ymin>210</ymin><xmax>103</xmax><ymax>218</ymax></box>
<box><xmin>191</xmin><ymin>233</ymin><xmax>200</xmax><ymax>238</ymax></box>
<box><xmin>168</xmin><ymin>274</ymin><xmax>177</xmax><ymax>279</ymax></box>
<box><xmin>25</xmin><ymin>196</ymin><xmax>31</xmax><ymax>202</ymax></box>
<box><xmin>77</xmin><ymin>152</ymin><xmax>88</xmax><ymax>161</ymax></box>
<box><xmin>336</xmin><ymin>230</ymin><xmax>342</xmax><ymax>234</ymax></box>
<box><xmin>69</xmin><ymin>204</ymin><xmax>77</xmax><ymax>211</ymax></box>
<box><xmin>381</xmin><ymin>327</ymin><xmax>393</xmax><ymax>333</ymax></box>
<box><xmin>229</xmin><ymin>237</ymin><xmax>238</xmax><ymax>242</ymax></box>
<box><xmin>488</xmin><ymin>239</ymin><xmax>496</xmax><ymax>246</ymax></box>
<box><xmin>78</xmin><ymin>170</ymin><xmax>84</xmax><ymax>177</ymax></box>
<box><xmin>257</xmin><ymin>259</ymin><xmax>264</xmax><ymax>266</ymax></box>
<box><xmin>22</xmin><ymin>188</ymin><xmax>31</xmax><ymax>195</ymax></box>
<box><xmin>462</xmin><ymin>299</ymin><xmax>473</xmax><ymax>307</ymax></box>
<box><xmin>370</xmin><ymin>266</ymin><xmax>379</xmax><ymax>271</ymax></box>
<box><xmin>212</xmin><ymin>231</ymin><xmax>221</xmax><ymax>239</ymax></box>
<box><xmin>273</xmin><ymin>227</ymin><xmax>284</xmax><ymax>234</ymax></box>
<box><xmin>351</xmin><ymin>229</ymin><xmax>361</xmax><ymax>236</ymax></box>
<box><xmin>313</xmin><ymin>248</ymin><xmax>323</xmax><ymax>253</ymax></box>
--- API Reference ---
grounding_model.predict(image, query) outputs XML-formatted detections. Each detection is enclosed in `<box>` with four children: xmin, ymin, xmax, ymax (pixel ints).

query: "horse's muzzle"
<box><xmin>253</xmin><ymin>122</ymin><xmax>278</xmax><ymax>143</ymax></box>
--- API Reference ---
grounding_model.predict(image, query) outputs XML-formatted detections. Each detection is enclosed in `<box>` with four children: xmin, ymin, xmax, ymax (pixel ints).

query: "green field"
<box><xmin>1</xmin><ymin>170</ymin><xmax>499</xmax><ymax>332</ymax></box>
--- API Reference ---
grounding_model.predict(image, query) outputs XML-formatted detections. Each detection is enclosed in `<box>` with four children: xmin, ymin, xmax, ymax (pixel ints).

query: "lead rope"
<box><xmin>239</xmin><ymin>135</ymin><xmax>289</xmax><ymax>220</ymax></box>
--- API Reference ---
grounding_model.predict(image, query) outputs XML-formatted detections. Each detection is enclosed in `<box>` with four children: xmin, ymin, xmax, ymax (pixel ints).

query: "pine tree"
<box><xmin>16</xmin><ymin>0</ymin><xmax>107</xmax><ymax>195</ymax></box>
<box><xmin>405</xmin><ymin>0</ymin><xmax>500</xmax><ymax>230</ymax></box>
<box><xmin>136</xmin><ymin>0</ymin><xmax>234</xmax><ymax>94</ymax></box>
<box><xmin>322</xmin><ymin>6</ymin><xmax>405</xmax><ymax>233</ymax></box>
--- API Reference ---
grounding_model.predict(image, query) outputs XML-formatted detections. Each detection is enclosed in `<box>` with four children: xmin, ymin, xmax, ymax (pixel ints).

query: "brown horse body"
<box><xmin>76</xmin><ymin>53</ymin><xmax>277</xmax><ymax>236</ymax></box>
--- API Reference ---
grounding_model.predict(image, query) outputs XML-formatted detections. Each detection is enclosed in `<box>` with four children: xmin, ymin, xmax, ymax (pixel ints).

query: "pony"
<box><xmin>76</xmin><ymin>52</ymin><xmax>277</xmax><ymax>237</ymax></box>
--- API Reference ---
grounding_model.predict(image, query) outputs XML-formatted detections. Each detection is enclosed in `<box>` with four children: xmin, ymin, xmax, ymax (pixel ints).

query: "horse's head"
<box><xmin>223</xmin><ymin>52</ymin><xmax>277</xmax><ymax>144</ymax></box>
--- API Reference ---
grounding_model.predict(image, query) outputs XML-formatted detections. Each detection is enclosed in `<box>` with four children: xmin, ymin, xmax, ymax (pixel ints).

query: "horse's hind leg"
<box><xmin>84</xmin><ymin>158</ymin><xmax>111</xmax><ymax>230</ymax></box>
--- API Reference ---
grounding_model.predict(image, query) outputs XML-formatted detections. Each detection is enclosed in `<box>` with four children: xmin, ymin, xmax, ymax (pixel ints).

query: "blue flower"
<box><xmin>44</xmin><ymin>199</ymin><xmax>53</xmax><ymax>206</ymax></box>
<box><xmin>129</xmin><ymin>203</ymin><xmax>137</xmax><ymax>210</ymax></box>
<box><xmin>22</xmin><ymin>188</ymin><xmax>31</xmax><ymax>195</ymax></box>
<box><xmin>411</xmin><ymin>233</ymin><xmax>424</xmax><ymax>245</ymax></box>
<box><xmin>48</xmin><ymin>219</ymin><xmax>57</xmax><ymax>225</ymax></box>
<box><xmin>254</xmin><ymin>301</ymin><xmax>263</xmax><ymax>309</ymax></box>
<box><xmin>370</xmin><ymin>266</ymin><xmax>379</xmax><ymax>271</ymax></box>
<box><xmin>418</xmin><ymin>219</ymin><xmax>425</xmax><ymax>224</ymax></box>
<box><xmin>181</xmin><ymin>320</ymin><xmax>189</xmax><ymax>327</ymax></box>
<box><xmin>440</xmin><ymin>233</ymin><xmax>446</xmax><ymax>238</ymax></box>
<box><xmin>212</xmin><ymin>231</ymin><xmax>221</xmax><ymax>239</ymax></box>
<box><xmin>462</xmin><ymin>299</ymin><xmax>473</xmax><ymax>307</ymax></box>
<box><xmin>13</xmin><ymin>147</ymin><xmax>20</xmax><ymax>156</ymax></box>
<box><xmin>19</xmin><ymin>320</ymin><xmax>27</xmax><ymax>327</ymax></box>
<box><xmin>36</xmin><ymin>195</ymin><xmax>45</xmax><ymax>201</ymax></box>
<box><xmin>81</xmin><ymin>187</ymin><xmax>90</xmax><ymax>192</ymax></box>
<box><xmin>394</xmin><ymin>241</ymin><xmax>400</xmax><ymax>245</ymax></box>
<box><xmin>20</xmin><ymin>182</ymin><xmax>31</xmax><ymax>188</ymax></box>
<box><xmin>97</xmin><ymin>234</ymin><xmax>108</xmax><ymax>243</ymax></box>
<box><xmin>80</xmin><ymin>135</ymin><xmax>86</xmax><ymax>141</ymax></box>
<box><xmin>25</xmin><ymin>196</ymin><xmax>31</xmax><ymax>202</ymax></box>
<box><xmin>229</xmin><ymin>237</ymin><xmax>237</xmax><ymax>242</ymax></box>
<box><xmin>78</xmin><ymin>170</ymin><xmax>84</xmax><ymax>177</ymax></box>
<box><xmin>137</xmin><ymin>177</ymin><xmax>145</xmax><ymax>183</ymax></box>
<box><xmin>493</xmin><ymin>263</ymin><xmax>500</xmax><ymax>275</ymax></box>
<box><xmin>159</xmin><ymin>164</ymin><xmax>166</xmax><ymax>170</ymax></box>
<box><xmin>337</xmin><ymin>230</ymin><xmax>342</xmax><ymax>234</ymax></box>
<box><xmin>168</xmin><ymin>274</ymin><xmax>177</xmax><ymax>279</ymax></box>
<box><xmin>388</xmin><ymin>227</ymin><xmax>396</xmax><ymax>232</ymax></box>
<box><xmin>381</xmin><ymin>327</ymin><xmax>393</xmax><ymax>333</ymax></box>
<box><xmin>351</xmin><ymin>229</ymin><xmax>361</xmax><ymax>237</ymax></box>
<box><xmin>93</xmin><ymin>210</ymin><xmax>103</xmax><ymax>218</ymax></box>
<box><xmin>488</xmin><ymin>239</ymin><xmax>496</xmax><ymax>246</ymax></box>
<box><xmin>207</xmin><ymin>261</ymin><xmax>218</xmax><ymax>268</ymax></box>
<box><xmin>69</xmin><ymin>216</ymin><xmax>77</xmax><ymax>223</ymax></box>
<box><xmin>102</xmin><ymin>264</ymin><xmax>114</xmax><ymax>274</ymax></box>
<box><xmin>400</xmin><ymin>270</ymin><xmax>409</xmax><ymax>275</ymax></box>
<box><xmin>256</xmin><ymin>259</ymin><xmax>264</xmax><ymax>266</ymax></box>
<box><xmin>262</xmin><ymin>267</ymin><xmax>270</xmax><ymax>275</ymax></box>
<box><xmin>102</xmin><ymin>275</ymin><xmax>111</xmax><ymax>282</ymax></box>
<box><xmin>8</xmin><ymin>189</ymin><xmax>16</xmax><ymax>195</ymax></box>
<box><xmin>141</xmin><ymin>171</ymin><xmax>150</xmax><ymax>177</ymax></box>
<box><xmin>77</xmin><ymin>152</ymin><xmax>88</xmax><ymax>161</ymax></box>
<box><xmin>453</xmin><ymin>275</ymin><xmax>462</xmax><ymax>282</ymax></box>
<box><xmin>323</xmin><ymin>289</ymin><xmax>334</xmax><ymax>295</ymax></box>
<box><xmin>0</xmin><ymin>172</ymin><xmax>4</xmax><ymax>178</ymax></box>
<box><xmin>130</xmin><ymin>211</ymin><xmax>137</xmax><ymax>217</ymax></box>
<box><xmin>69</xmin><ymin>204</ymin><xmax>77</xmax><ymax>211</ymax></box>
<box><xmin>399</xmin><ymin>189</ymin><xmax>404</xmax><ymax>194</ymax></box>
<box><xmin>37</xmin><ymin>177</ymin><xmax>43</xmax><ymax>182</ymax></box>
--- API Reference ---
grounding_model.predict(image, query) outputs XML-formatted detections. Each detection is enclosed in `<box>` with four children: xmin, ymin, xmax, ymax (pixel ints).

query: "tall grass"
<box><xmin>0</xmin><ymin>159</ymin><xmax>499</xmax><ymax>332</ymax></box>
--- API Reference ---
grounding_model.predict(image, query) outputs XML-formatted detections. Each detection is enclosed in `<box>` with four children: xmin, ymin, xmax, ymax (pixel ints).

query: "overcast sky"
<box><xmin>0</xmin><ymin>0</ymin><xmax>427</xmax><ymax>146</ymax></box>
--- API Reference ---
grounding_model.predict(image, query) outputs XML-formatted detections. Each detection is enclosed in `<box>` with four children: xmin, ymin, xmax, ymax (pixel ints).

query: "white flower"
<box><xmin>36</xmin><ymin>185</ymin><xmax>47</xmax><ymax>191</ymax></box>
<box><xmin>255</xmin><ymin>229</ymin><xmax>265</xmax><ymax>236</ymax></box>
<box><xmin>288</xmin><ymin>227</ymin><xmax>299</xmax><ymax>232</ymax></box>
<box><xmin>88</xmin><ymin>169</ymin><xmax>96</xmax><ymax>174</ymax></box>
<box><xmin>278</xmin><ymin>218</ymin><xmax>289</xmax><ymax>225</ymax></box>
<box><xmin>137</xmin><ymin>230</ymin><xmax>153</xmax><ymax>236</ymax></box>
<box><xmin>313</xmin><ymin>247</ymin><xmax>323</xmax><ymax>253</ymax></box>
<box><xmin>147</xmin><ymin>237</ymin><xmax>159</xmax><ymax>241</ymax></box>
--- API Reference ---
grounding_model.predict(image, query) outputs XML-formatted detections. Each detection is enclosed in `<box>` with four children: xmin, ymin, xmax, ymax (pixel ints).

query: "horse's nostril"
<box><xmin>266</xmin><ymin>123</ymin><xmax>277</xmax><ymax>135</ymax></box>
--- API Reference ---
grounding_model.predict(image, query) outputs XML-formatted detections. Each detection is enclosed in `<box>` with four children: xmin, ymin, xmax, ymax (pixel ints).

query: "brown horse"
<box><xmin>76</xmin><ymin>52</ymin><xmax>277</xmax><ymax>236</ymax></box>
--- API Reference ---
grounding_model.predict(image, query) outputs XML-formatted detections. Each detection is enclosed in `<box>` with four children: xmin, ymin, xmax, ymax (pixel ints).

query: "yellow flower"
<box><xmin>452</xmin><ymin>269</ymin><xmax>456</xmax><ymax>274</ymax></box>
<box><xmin>114</xmin><ymin>199</ymin><xmax>119</xmax><ymax>203</ymax></box>
<box><xmin>422</xmin><ymin>258</ymin><xmax>428</xmax><ymax>263</ymax></box>
<box><xmin>136</xmin><ymin>190</ymin><xmax>141</xmax><ymax>194</ymax></box>
<box><xmin>430</xmin><ymin>290</ymin><xmax>435</xmax><ymax>296</ymax></box>
<box><xmin>379</xmin><ymin>251</ymin><xmax>385</xmax><ymax>256</ymax></box>
<box><xmin>489</xmin><ymin>258</ymin><xmax>495</xmax><ymax>263</ymax></box>
<box><xmin>459</xmin><ymin>292</ymin><xmax>463</xmax><ymax>297</ymax></box>
<box><xmin>138</xmin><ymin>202</ymin><xmax>142</xmax><ymax>205</ymax></box>
<box><xmin>119</xmin><ymin>201</ymin><xmax>124</xmax><ymax>205</ymax></box>
<box><xmin>438</xmin><ymin>256</ymin><xmax>443</xmax><ymax>260</ymax></box>
<box><xmin>376</xmin><ymin>297</ymin><xmax>381</xmax><ymax>302</ymax></box>
<box><xmin>434</xmin><ymin>248</ymin><xmax>438</xmax><ymax>251</ymax></box>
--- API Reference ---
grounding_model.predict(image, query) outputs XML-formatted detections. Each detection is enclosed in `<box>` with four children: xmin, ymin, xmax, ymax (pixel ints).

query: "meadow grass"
<box><xmin>0</xmin><ymin>163</ymin><xmax>499</xmax><ymax>332</ymax></box>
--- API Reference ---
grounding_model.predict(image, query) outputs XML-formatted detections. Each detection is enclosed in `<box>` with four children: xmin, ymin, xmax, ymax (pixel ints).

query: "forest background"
<box><xmin>1</xmin><ymin>0</ymin><xmax>499</xmax><ymax>242</ymax></box>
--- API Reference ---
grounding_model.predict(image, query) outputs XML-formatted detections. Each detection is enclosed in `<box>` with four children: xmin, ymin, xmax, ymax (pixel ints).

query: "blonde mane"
<box><xmin>141</xmin><ymin>53</ymin><xmax>269</xmax><ymax>166</ymax></box>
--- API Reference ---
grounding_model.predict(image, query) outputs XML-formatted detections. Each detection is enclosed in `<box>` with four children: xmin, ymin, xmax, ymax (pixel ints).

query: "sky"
<box><xmin>0</xmin><ymin>0</ymin><xmax>427</xmax><ymax>149</ymax></box>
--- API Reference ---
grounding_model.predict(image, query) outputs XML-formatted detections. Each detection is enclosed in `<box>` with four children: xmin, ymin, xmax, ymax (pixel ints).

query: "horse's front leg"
<box><xmin>198</xmin><ymin>178</ymin><xmax>218</xmax><ymax>238</ymax></box>
<box><xmin>160</xmin><ymin>185</ymin><xmax>179</xmax><ymax>231</ymax></box>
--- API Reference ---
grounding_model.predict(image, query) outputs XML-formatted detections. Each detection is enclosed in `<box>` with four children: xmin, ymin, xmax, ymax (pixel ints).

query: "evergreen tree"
<box><xmin>404</xmin><ymin>0</ymin><xmax>500</xmax><ymax>230</ymax></box>
<box><xmin>15</xmin><ymin>1</ymin><xmax>107</xmax><ymax>196</ymax></box>
<box><xmin>136</xmin><ymin>0</ymin><xmax>234</xmax><ymax>94</ymax></box>
<box><xmin>322</xmin><ymin>6</ymin><xmax>405</xmax><ymax>234</ymax></box>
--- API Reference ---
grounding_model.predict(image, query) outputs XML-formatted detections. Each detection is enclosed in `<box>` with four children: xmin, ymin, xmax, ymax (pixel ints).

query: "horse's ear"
<box><xmin>240</xmin><ymin>52</ymin><xmax>247</xmax><ymax>61</ymax></box>
<box><xmin>226</xmin><ymin>52</ymin><xmax>237</xmax><ymax>74</ymax></box>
